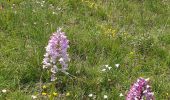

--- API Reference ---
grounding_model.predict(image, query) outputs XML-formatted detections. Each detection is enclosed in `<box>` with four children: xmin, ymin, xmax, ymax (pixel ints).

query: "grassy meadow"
<box><xmin>0</xmin><ymin>0</ymin><xmax>170</xmax><ymax>99</ymax></box>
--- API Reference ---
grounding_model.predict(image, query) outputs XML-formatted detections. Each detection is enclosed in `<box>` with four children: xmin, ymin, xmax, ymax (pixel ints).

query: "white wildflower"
<box><xmin>52</xmin><ymin>12</ymin><xmax>55</xmax><ymax>14</ymax></box>
<box><xmin>115</xmin><ymin>64</ymin><xmax>120</xmax><ymax>68</ymax></box>
<box><xmin>108</xmin><ymin>79</ymin><xmax>111</xmax><ymax>82</ymax></box>
<box><xmin>49</xmin><ymin>4</ymin><xmax>54</xmax><ymax>8</ymax></box>
<box><xmin>88</xmin><ymin>94</ymin><xmax>93</xmax><ymax>97</ymax></box>
<box><xmin>42</xmin><ymin>1</ymin><xmax>45</xmax><ymax>3</ymax></box>
<box><xmin>146</xmin><ymin>85</ymin><xmax>150</xmax><ymax>88</ymax></box>
<box><xmin>104</xmin><ymin>95</ymin><xmax>108</xmax><ymax>99</ymax></box>
<box><xmin>108</xmin><ymin>67</ymin><xmax>112</xmax><ymax>70</ymax></box>
<box><xmin>32</xmin><ymin>9</ymin><xmax>36</xmax><ymax>12</ymax></box>
<box><xmin>57</xmin><ymin>7</ymin><xmax>61</xmax><ymax>11</ymax></box>
<box><xmin>31</xmin><ymin>95</ymin><xmax>37</xmax><ymax>99</ymax></box>
<box><xmin>105</xmin><ymin>65</ymin><xmax>109</xmax><ymax>68</ymax></box>
<box><xmin>101</xmin><ymin>68</ymin><xmax>106</xmax><ymax>72</ymax></box>
<box><xmin>119</xmin><ymin>93</ymin><xmax>124</xmax><ymax>97</ymax></box>
<box><xmin>2</xmin><ymin>89</ymin><xmax>7</xmax><ymax>93</ymax></box>
<box><xmin>59</xmin><ymin>58</ymin><xmax>64</xmax><ymax>62</ymax></box>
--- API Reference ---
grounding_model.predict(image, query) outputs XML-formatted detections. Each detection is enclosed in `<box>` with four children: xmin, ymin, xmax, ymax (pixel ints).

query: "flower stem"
<box><xmin>50</xmin><ymin>81</ymin><xmax>55</xmax><ymax>100</ymax></box>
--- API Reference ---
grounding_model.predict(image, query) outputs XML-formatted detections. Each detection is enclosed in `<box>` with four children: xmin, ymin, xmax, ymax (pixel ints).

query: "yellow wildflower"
<box><xmin>84</xmin><ymin>0</ymin><xmax>89</xmax><ymax>3</ymax></box>
<box><xmin>107</xmin><ymin>29</ymin><xmax>112</xmax><ymax>33</ymax></box>
<box><xmin>124</xmin><ymin>32</ymin><xmax>128</xmax><ymax>35</ymax></box>
<box><xmin>42</xmin><ymin>92</ymin><xmax>47</xmax><ymax>96</ymax></box>
<box><xmin>66</xmin><ymin>92</ymin><xmax>70</xmax><ymax>96</ymax></box>
<box><xmin>112</xmin><ymin>30</ymin><xmax>116</xmax><ymax>37</ymax></box>
<box><xmin>90</xmin><ymin>3</ymin><xmax>94</xmax><ymax>8</ymax></box>
<box><xmin>42</xmin><ymin>85</ymin><xmax>46</xmax><ymax>89</ymax></box>
<box><xmin>130</xmin><ymin>51</ymin><xmax>134</xmax><ymax>55</ymax></box>
<box><xmin>53</xmin><ymin>92</ymin><xmax>58</xmax><ymax>96</ymax></box>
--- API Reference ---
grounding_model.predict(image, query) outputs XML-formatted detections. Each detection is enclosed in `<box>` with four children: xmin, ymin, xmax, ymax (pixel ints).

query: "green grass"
<box><xmin>0</xmin><ymin>0</ymin><xmax>170</xmax><ymax>99</ymax></box>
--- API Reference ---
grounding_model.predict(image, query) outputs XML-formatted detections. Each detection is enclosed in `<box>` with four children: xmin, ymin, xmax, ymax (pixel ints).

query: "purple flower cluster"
<box><xmin>126</xmin><ymin>77</ymin><xmax>155</xmax><ymax>100</ymax></box>
<box><xmin>42</xmin><ymin>28</ymin><xmax>69</xmax><ymax>81</ymax></box>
